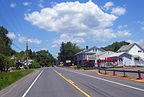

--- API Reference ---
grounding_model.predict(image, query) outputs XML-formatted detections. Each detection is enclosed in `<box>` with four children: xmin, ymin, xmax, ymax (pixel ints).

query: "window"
<box><xmin>138</xmin><ymin>50</ymin><xmax>142</xmax><ymax>53</ymax></box>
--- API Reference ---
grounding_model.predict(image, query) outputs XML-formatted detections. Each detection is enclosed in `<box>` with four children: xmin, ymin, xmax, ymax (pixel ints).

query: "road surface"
<box><xmin>0</xmin><ymin>67</ymin><xmax>144</xmax><ymax>97</ymax></box>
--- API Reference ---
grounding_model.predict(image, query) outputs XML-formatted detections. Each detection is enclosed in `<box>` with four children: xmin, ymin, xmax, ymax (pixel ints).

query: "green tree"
<box><xmin>34</xmin><ymin>50</ymin><xmax>56</xmax><ymax>67</ymax></box>
<box><xmin>101</xmin><ymin>41</ymin><xmax>130</xmax><ymax>52</ymax></box>
<box><xmin>0</xmin><ymin>26</ymin><xmax>14</xmax><ymax>56</ymax></box>
<box><xmin>58</xmin><ymin>42</ymin><xmax>81</xmax><ymax>66</ymax></box>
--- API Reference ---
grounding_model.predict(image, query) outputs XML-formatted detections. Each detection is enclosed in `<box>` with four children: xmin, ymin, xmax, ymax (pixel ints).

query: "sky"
<box><xmin>0</xmin><ymin>0</ymin><xmax>144</xmax><ymax>58</ymax></box>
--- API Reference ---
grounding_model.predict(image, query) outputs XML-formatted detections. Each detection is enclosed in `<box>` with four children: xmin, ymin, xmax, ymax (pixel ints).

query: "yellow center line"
<box><xmin>52</xmin><ymin>69</ymin><xmax>91</xmax><ymax>97</ymax></box>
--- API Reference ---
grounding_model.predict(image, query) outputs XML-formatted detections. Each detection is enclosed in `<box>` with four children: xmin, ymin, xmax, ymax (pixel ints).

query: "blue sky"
<box><xmin>0</xmin><ymin>0</ymin><xmax>144</xmax><ymax>57</ymax></box>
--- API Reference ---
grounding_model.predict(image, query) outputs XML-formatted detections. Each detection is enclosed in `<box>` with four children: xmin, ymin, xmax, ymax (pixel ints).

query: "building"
<box><xmin>117</xmin><ymin>43</ymin><xmax>144</xmax><ymax>60</ymax></box>
<box><xmin>76</xmin><ymin>46</ymin><xmax>105</xmax><ymax>67</ymax></box>
<box><xmin>76</xmin><ymin>43</ymin><xmax>144</xmax><ymax>67</ymax></box>
<box><xmin>99</xmin><ymin>43</ymin><xmax>144</xmax><ymax>66</ymax></box>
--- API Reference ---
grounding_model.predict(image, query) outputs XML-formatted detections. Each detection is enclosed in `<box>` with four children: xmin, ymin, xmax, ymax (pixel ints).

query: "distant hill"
<box><xmin>101</xmin><ymin>41</ymin><xmax>130</xmax><ymax>52</ymax></box>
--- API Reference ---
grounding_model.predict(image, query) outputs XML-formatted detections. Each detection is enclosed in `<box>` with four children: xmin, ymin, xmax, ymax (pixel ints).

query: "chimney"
<box><xmin>86</xmin><ymin>46</ymin><xmax>88</xmax><ymax>49</ymax></box>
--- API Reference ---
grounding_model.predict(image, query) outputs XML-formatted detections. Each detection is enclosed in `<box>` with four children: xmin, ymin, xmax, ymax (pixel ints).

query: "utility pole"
<box><xmin>26</xmin><ymin>40</ymin><xmax>29</xmax><ymax>69</ymax></box>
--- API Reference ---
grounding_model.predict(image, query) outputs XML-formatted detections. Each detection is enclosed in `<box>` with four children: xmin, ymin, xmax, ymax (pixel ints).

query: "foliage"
<box><xmin>0</xmin><ymin>26</ymin><xmax>15</xmax><ymax>56</ymax></box>
<box><xmin>58</xmin><ymin>42</ymin><xmax>82</xmax><ymax>66</ymax></box>
<box><xmin>34</xmin><ymin>50</ymin><xmax>56</xmax><ymax>67</ymax></box>
<box><xmin>0</xmin><ymin>54</ymin><xmax>14</xmax><ymax>71</ymax></box>
<box><xmin>0</xmin><ymin>70</ymin><xmax>33</xmax><ymax>90</ymax></box>
<box><xmin>29</xmin><ymin>60</ymin><xmax>41</xmax><ymax>69</ymax></box>
<box><xmin>101</xmin><ymin>41</ymin><xmax>130</xmax><ymax>52</ymax></box>
<box><xmin>70</xmin><ymin>65</ymin><xmax>83</xmax><ymax>69</ymax></box>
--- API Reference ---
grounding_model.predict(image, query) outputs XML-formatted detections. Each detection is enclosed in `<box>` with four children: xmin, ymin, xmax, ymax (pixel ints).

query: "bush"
<box><xmin>29</xmin><ymin>61</ymin><xmax>41</xmax><ymax>69</ymax></box>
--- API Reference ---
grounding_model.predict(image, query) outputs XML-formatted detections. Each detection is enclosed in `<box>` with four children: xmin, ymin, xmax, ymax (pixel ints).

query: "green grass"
<box><xmin>0</xmin><ymin>70</ymin><xmax>33</xmax><ymax>90</ymax></box>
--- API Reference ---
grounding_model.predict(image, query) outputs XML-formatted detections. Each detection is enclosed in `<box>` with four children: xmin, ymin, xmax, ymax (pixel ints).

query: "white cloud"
<box><xmin>10</xmin><ymin>3</ymin><xmax>16</xmax><ymax>8</ymax></box>
<box><xmin>41</xmin><ymin>48</ymin><xmax>47</xmax><ymax>50</ymax></box>
<box><xmin>38</xmin><ymin>0</ymin><xmax>44</xmax><ymax>8</ymax></box>
<box><xmin>141</xmin><ymin>27</ymin><xmax>144</xmax><ymax>31</ymax></box>
<box><xmin>137</xmin><ymin>21</ymin><xmax>144</xmax><ymax>25</ymax></box>
<box><xmin>111</xmin><ymin>7</ymin><xmax>126</xmax><ymax>15</ymax></box>
<box><xmin>25</xmin><ymin>1</ymin><xmax>118</xmax><ymax>43</ymax></box>
<box><xmin>23</xmin><ymin>2</ymin><xmax>32</xmax><ymax>6</ymax></box>
<box><xmin>118</xmin><ymin>25</ymin><xmax>128</xmax><ymax>29</ymax></box>
<box><xmin>53</xmin><ymin>34</ymin><xmax>85</xmax><ymax>45</ymax></box>
<box><xmin>117</xmin><ymin>30</ymin><xmax>131</xmax><ymax>37</ymax></box>
<box><xmin>7</xmin><ymin>32</ymin><xmax>16</xmax><ymax>39</ymax></box>
<box><xmin>51</xmin><ymin>44</ymin><xmax>57</xmax><ymax>48</ymax></box>
<box><xmin>27</xmin><ymin>9</ymin><xmax>32</xmax><ymax>12</ymax></box>
<box><xmin>27</xmin><ymin>39</ymin><xmax>42</xmax><ymax>44</ymax></box>
<box><xmin>103</xmin><ymin>1</ymin><xmax>114</xmax><ymax>10</ymax></box>
<box><xmin>18</xmin><ymin>35</ymin><xmax>26</xmax><ymax>43</ymax></box>
<box><xmin>17</xmin><ymin>34</ymin><xmax>41</xmax><ymax>44</ymax></box>
<box><xmin>127</xmin><ymin>40</ymin><xmax>144</xmax><ymax>45</ymax></box>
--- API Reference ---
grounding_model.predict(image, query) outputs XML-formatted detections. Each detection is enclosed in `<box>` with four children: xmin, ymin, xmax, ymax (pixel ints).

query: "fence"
<box><xmin>99</xmin><ymin>68</ymin><xmax>144</xmax><ymax>79</ymax></box>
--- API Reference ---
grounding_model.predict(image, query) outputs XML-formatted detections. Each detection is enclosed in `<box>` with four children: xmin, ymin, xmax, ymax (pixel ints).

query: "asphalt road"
<box><xmin>0</xmin><ymin>67</ymin><xmax>144</xmax><ymax>97</ymax></box>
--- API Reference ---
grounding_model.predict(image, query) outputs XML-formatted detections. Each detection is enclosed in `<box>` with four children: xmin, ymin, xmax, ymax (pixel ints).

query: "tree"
<box><xmin>101</xmin><ymin>41</ymin><xmax>130</xmax><ymax>52</ymax></box>
<box><xmin>0</xmin><ymin>26</ymin><xmax>14</xmax><ymax>56</ymax></box>
<box><xmin>34</xmin><ymin>50</ymin><xmax>56</xmax><ymax>67</ymax></box>
<box><xmin>0</xmin><ymin>54</ymin><xmax>14</xmax><ymax>72</ymax></box>
<box><xmin>58</xmin><ymin>42</ymin><xmax>82</xmax><ymax>66</ymax></box>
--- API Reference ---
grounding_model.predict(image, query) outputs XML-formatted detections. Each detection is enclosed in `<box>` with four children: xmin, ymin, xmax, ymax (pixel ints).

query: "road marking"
<box><xmin>53</xmin><ymin>69</ymin><xmax>91</xmax><ymax>97</ymax></box>
<box><xmin>22</xmin><ymin>70</ymin><xmax>43</xmax><ymax>97</ymax></box>
<box><xmin>60</xmin><ymin>68</ymin><xmax>144</xmax><ymax>92</ymax></box>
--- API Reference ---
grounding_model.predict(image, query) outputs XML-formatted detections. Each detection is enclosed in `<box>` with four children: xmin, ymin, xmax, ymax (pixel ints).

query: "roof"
<box><xmin>117</xmin><ymin>44</ymin><xmax>134</xmax><ymax>52</ymax></box>
<box><xmin>141</xmin><ymin>45</ymin><xmax>144</xmax><ymax>49</ymax></box>
<box><xmin>75</xmin><ymin>46</ymin><xmax>105</xmax><ymax>55</ymax></box>
<box><xmin>117</xmin><ymin>43</ymin><xmax>144</xmax><ymax>52</ymax></box>
<box><xmin>99</xmin><ymin>52</ymin><xmax>132</xmax><ymax>60</ymax></box>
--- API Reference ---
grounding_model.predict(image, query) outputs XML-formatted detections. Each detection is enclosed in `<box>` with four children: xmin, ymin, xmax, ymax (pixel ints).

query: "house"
<box><xmin>76</xmin><ymin>46</ymin><xmax>105</xmax><ymax>67</ymax></box>
<box><xmin>117</xmin><ymin>43</ymin><xmax>144</xmax><ymax>61</ymax></box>
<box><xmin>98</xmin><ymin>43</ymin><xmax>144</xmax><ymax>66</ymax></box>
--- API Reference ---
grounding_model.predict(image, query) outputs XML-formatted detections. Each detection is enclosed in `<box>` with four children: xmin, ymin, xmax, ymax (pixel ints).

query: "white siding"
<box><xmin>128</xmin><ymin>45</ymin><xmax>144</xmax><ymax>59</ymax></box>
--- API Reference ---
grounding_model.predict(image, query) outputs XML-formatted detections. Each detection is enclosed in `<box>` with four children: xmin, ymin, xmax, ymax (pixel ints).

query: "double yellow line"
<box><xmin>53</xmin><ymin>69</ymin><xmax>91</xmax><ymax>97</ymax></box>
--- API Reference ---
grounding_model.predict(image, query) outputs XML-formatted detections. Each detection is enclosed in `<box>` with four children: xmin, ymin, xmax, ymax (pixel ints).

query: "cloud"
<box><xmin>17</xmin><ymin>34</ymin><xmax>41</xmax><ymax>44</ymax></box>
<box><xmin>51</xmin><ymin>44</ymin><xmax>57</xmax><ymax>48</ymax></box>
<box><xmin>127</xmin><ymin>40</ymin><xmax>144</xmax><ymax>45</ymax></box>
<box><xmin>137</xmin><ymin>21</ymin><xmax>144</xmax><ymax>25</ymax></box>
<box><xmin>7</xmin><ymin>32</ymin><xmax>16</xmax><ymax>39</ymax></box>
<box><xmin>103</xmin><ymin>1</ymin><xmax>114</xmax><ymax>10</ymax></box>
<box><xmin>17</xmin><ymin>34</ymin><xmax>26</xmax><ymax>43</ymax></box>
<box><xmin>23</xmin><ymin>2</ymin><xmax>32</xmax><ymax>6</ymax></box>
<box><xmin>41</xmin><ymin>48</ymin><xmax>47</xmax><ymax>50</ymax></box>
<box><xmin>117</xmin><ymin>30</ymin><xmax>131</xmax><ymax>37</ymax></box>
<box><xmin>25</xmin><ymin>1</ymin><xmax>118</xmax><ymax>42</ymax></box>
<box><xmin>111</xmin><ymin>7</ymin><xmax>126</xmax><ymax>15</ymax></box>
<box><xmin>10</xmin><ymin>3</ymin><xmax>16</xmax><ymax>8</ymax></box>
<box><xmin>53</xmin><ymin>34</ymin><xmax>85</xmax><ymax>45</ymax></box>
<box><xmin>118</xmin><ymin>25</ymin><xmax>128</xmax><ymax>29</ymax></box>
<box><xmin>25</xmin><ymin>1</ymin><xmax>128</xmax><ymax>44</ymax></box>
<box><xmin>38</xmin><ymin>0</ymin><xmax>44</xmax><ymax>8</ymax></box>
<box><xmin>27</xmin><ymin>39</ymin><xmax>42</xmax><ymax>44</ymax></box>
<box><xmin>141</xmin><ymin>27</ymin><xmax>144</xmax><ymax>31</ymax></box>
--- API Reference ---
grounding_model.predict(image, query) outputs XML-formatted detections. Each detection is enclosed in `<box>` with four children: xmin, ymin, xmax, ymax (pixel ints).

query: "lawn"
<box><xmin>0</xmin><ymin>70</ymin><xmax>33</xmax><ymax>90</ymax></box>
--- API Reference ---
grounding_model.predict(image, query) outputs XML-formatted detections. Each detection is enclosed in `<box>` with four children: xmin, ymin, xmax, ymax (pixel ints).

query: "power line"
<box><xmin>12</xmin><ymin>43</ymin><xmax>23</xmax><ymax>51</ymax></box>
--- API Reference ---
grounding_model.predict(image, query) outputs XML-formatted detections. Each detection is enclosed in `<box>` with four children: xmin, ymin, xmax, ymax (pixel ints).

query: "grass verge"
<box><xmin>0</xmin><ymin>70</ymin><xmax>33</xmax><ymax>90</ymax></box>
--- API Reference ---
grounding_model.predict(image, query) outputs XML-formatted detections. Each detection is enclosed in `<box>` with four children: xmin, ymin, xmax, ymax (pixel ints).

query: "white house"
<box><xmin>98</xmin><ymin>43</ymin><xmax>144</xmax><ymax>66</ymax></box>
<box><xmin>117</xmin><ymin>43</ymin><xmax>144</xmax><ymax>61</ymax></box>
<box><xmin>76</xmin><ymin>46</ymin><xmax>105</xmax><ymax>67</ymax></box>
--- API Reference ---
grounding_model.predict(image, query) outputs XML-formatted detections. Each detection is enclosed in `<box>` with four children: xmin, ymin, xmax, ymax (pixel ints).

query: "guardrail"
<box><xmin>99</xmin><ymin>68</ymin><xmax>144</xmax><ymax>79</ymax></box>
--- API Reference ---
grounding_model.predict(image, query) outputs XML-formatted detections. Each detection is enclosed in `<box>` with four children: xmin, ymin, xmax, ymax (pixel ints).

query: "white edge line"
<box><xmin>59</xmin><ymin>68</ymin><xmax>144</xmax><ymax>92</ymax></box>
<box><xmin>22</xmin><ymin>70</ymin><xmax>43</xmax><ymax>97</ymax></box>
